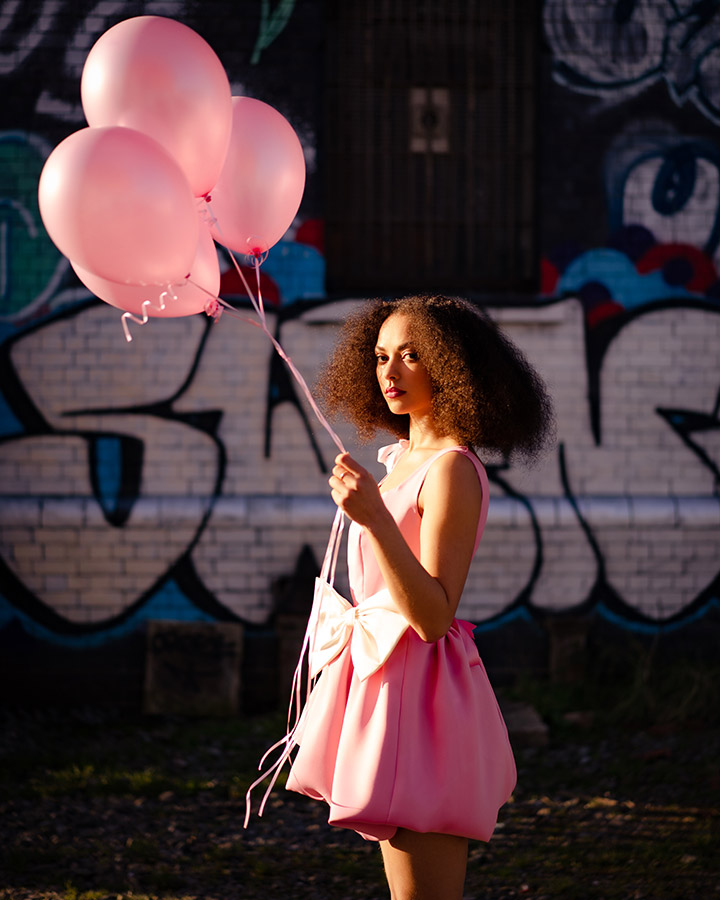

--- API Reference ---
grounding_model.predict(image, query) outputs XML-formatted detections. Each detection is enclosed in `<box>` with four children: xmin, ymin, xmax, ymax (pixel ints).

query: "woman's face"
<box><xmin>374</xmin><ymin>313</ymin><xmax>433</xmax><ymax>419</ymax></box>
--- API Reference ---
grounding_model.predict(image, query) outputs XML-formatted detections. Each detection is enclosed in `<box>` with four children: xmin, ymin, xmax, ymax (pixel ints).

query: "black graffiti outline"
<box><xmin>656</xmin><ymin>387</ymin><xmax>720</xmax><ymax>493</ymax></box>
<box><xmin>0</xmin><ymin>295</ymin><xmax>236</xmax><ymax>633</ymax></box>
<box><xmin>580</xmin><ymin>294</ymin><xmax>720</xmax><ymax>444</ymax></box>
<box><xmin>558</xmin><ymin>440</ymin><xmax>720</xmax><ymax>627</ymax></box>
<box><xmin>479</xmin><ymin>464</ymin><xmax>545</xmax><ymax>627</ymax></box>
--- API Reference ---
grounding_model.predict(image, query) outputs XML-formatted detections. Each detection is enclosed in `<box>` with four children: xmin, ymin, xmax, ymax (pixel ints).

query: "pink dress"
<box><xmin>283</xmin><ymin>442</ymin><xmax>517</xmax><ymax>842</ymax></box>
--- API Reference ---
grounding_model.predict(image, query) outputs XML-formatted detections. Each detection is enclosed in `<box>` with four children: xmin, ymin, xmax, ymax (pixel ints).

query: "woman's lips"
<box><xmin>385</xmin><ymin>387</ymin><xmax>405</xmax><ymax>398</ymax></box>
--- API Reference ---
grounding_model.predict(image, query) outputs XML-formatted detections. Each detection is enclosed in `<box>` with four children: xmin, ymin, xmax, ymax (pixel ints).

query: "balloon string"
<box><xmin>205</xmin><ymin>202</ymin><xmax>345</xmax><ymax>456</ymax></box>
<box><xmin>254</xmin><ymin>254</ymin><xmax>266</xmax><ymax>320</ymax></box>
<box><xmin>243</xmin><ymin>503</ymin><xmax>345</xmax><ymax>828</ymax></box>
<box><xmin>204</xmin><ymin>199</ymin><xmax>266</xmax><ymax>325</ymax></box>
<box><xmin>230</xmin><ymin>254</ymin><xmax>344</xmax><ymax>454</ymax></box>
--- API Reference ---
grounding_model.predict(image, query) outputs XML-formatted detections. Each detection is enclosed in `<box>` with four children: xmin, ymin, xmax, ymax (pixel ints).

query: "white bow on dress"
<box><xmin>309</xmin><ymin>580</ymin><xmax>409</xmax><ymax>681</ymax></box>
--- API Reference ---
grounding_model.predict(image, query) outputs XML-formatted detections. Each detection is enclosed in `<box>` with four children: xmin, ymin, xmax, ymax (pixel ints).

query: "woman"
<box><xmin>255</xmin><ymin>295</ymin><xmax>553</xmax><ymax>900</ymax></box>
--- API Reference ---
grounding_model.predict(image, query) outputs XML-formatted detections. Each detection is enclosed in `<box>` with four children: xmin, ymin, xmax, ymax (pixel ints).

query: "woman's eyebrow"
<box><xmin>374</xmin><ymin>342</ymin><xmax>413</xmax><ymax>352</ymax></box>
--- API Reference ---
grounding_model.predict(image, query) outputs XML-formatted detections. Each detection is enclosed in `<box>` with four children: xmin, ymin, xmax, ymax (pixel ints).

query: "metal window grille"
<box><xmin>324</xmin><ymin>0</ymin><xmax>539</xmax><ymax>295</ymax></box>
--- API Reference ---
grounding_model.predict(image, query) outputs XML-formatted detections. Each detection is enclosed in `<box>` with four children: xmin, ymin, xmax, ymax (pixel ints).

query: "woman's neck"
<box><xmin>405</xmin><ymin>414</ymin><xmax>459</xmax><ymax>452</ymax></box>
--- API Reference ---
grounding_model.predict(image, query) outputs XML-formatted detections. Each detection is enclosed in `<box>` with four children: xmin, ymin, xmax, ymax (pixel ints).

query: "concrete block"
<box><xmin>499</xmin><ymin>700</ymin><xmax>549</xmax><ymax>747</ymax></box>
<box><xmin>143</xmin><ymin>620</ymin><xmax>244</xmax><ymax>717</ymax></box>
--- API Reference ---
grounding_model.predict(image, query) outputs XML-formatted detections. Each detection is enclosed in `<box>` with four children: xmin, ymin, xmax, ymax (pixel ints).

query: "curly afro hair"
<box><xmin>318</xmin><ymin>295</ymin><xmax>554</xmax><ymax>462</ymax></box>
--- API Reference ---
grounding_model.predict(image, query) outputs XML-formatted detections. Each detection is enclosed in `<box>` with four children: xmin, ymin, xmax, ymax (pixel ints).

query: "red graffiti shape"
<box><xmin>636</xmin><ymin>243</ymin><xmax>718</xmax><ymax>293</ymax></box>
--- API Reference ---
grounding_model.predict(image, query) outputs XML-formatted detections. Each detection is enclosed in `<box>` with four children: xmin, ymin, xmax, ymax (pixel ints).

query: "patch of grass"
<box><xmin>61</xmin><ymin>886</ymin><xmax>106</xmax><ymax>900</ymax></box>
<box><xmin>23</xmin><ymin>762</ymin><xmax>221</xmax><ymax>800</ymax></box>
<box><xmin>506</xmin><ymin>644</ymin><xmax>720</xmax><ymax>732</ymax></box>
<box><xmin>0</xmin><ymin>707</ymin><xmax>290</xmax><ymax>805</ymax></box>
<box><xmin>613</xmin><ymin>654</ymin><xmax>720</xmax><ymax>728</ymax></box>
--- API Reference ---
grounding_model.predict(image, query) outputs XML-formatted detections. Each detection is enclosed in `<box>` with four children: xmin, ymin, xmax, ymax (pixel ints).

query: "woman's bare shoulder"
<box><xmin>430</xmin><ymin>447</ymin><xmax>482</xmax><ymax>480</ymax></box>
<box><xmin>420</xmin><ymin>449</ymin><xmax>483</xmax><ymax>511</ymax></box>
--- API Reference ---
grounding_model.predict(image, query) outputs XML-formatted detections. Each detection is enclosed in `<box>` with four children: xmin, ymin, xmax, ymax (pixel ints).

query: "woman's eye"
<box><xmin>375</xmin><ymin>355</ymin><xmax>388</xmax><ymax>364</ymax></box>
<box><xmin>403</xmin><ymin>352</ymin><xmax>419</xmax><ymax>361</ymax></box>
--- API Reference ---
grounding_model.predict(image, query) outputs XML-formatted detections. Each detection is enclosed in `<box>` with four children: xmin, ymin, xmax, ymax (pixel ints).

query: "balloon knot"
<box><xmin>204</xmin><ymin>193</ymin><xmax>212</xmax><ymax>202</ymax></box>
<box><xmin>204</xmin><ymin>297</ymin><xmax>223</xmax><ymax>321</ymax></box>
<box><xmin>248</xmin><ymin>248</ymin><xmax>269</xmax><ymax>266</ymax></box>
<box><xmin>245</xmin><ymin>236</ymin><xmax>269</xmax><ymax>266</ymax></box>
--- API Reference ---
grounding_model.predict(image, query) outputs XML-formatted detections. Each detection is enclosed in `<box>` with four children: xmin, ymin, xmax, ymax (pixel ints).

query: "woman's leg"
<box><xmin>379</xmin><ymin>828</ymin><xmax>468</xmax><ymax>900</ymax></box>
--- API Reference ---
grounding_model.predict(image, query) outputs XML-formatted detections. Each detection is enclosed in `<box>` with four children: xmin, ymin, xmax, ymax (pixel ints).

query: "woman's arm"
<box><xmin>330</xmin><ymin>451</ymin><xmax>483</xmax><ymax>642</ymax></box>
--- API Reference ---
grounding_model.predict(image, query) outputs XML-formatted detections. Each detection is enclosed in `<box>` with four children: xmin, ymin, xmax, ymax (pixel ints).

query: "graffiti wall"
<box><xmin>0</xmin><ymin>0</ymin><xmax>718</xmax><ymax>707</ymax></box>
<box><xmin>533</xmin><ymin>0</ymin><xmax>720</xmax><ymax>662</ymax></box>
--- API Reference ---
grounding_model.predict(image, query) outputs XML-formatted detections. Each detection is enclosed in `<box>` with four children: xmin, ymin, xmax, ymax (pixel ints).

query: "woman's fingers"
<box><xmin>329</xmin><ymin>468</ymin><xmax>354</xmax><ymax>499</ymax></box>
<box><xmin>335</xmin><ymin>452</ymin><xmax>365</xmax><ymax>478</ymax></box>
<box><xmin>330</xmin><ymin>466</ymin><xmax>352</xmax><ymax>487</ymax></box>
<box><xmin>332</xmin><ymin>457</ymin><xmax>361</xmax><ymax>491</ymax></box>
<box><xmin>330</xmin><ymin>453</ymin><xmax>385</xmax><ymax>523</ymax></box>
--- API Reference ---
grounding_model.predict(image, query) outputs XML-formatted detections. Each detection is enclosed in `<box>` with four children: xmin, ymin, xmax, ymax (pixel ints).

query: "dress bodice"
<box><xmin>347</xmin><ymin>441</ymin><xmax>489</xmax><ymax>605</ymax></box>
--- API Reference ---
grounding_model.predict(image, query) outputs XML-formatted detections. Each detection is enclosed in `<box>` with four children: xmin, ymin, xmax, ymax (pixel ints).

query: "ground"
<box><xmin>1</xmin><ymin>675</ymin><xmax>718</xmax><ymax>900</ymax></box>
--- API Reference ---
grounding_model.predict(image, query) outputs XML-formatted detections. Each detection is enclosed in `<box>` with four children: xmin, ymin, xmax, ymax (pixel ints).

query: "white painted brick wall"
<box><xmin>1</xmin><ymin>297</ymin><xmax>719</xmax><ymax>627</ymax></box>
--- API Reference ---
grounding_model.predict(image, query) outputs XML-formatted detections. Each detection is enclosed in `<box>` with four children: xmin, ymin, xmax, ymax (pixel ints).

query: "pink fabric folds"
<box><xmin>287</xmin><ymin>617</ymin><xmax>516</xmax><ymax>842</ymax></box>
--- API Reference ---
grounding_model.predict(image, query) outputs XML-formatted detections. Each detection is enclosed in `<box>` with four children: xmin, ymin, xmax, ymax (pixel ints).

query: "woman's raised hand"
<box><xmin>329</xmin><ymin>452</ymin><xmax>388</xmax><ymax>528</ymax></box>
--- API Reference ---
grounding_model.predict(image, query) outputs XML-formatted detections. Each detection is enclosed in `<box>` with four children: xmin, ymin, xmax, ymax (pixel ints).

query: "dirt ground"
<box><xmin>1</xmin><ymin>704</ymin><xmax>718</xmax><ymax>900</ymax></box>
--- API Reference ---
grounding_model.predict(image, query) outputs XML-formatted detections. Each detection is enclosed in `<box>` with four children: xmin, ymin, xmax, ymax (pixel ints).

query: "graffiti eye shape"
<box><xmin>622</xmin><ymin>144</ymin><xmax>720</xmax><ymax>255</ymax></box>
<box><xmin>651</xmin><ymin>148</ymin><xmax>697</xmax><ymax>215</ymax></box>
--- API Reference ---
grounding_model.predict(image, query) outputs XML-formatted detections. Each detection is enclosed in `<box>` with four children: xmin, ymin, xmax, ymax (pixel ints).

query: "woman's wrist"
<box><xmin>360</xmin><ymin>499</ymin><xmax>398</xmax><ymax>537</ymax></box>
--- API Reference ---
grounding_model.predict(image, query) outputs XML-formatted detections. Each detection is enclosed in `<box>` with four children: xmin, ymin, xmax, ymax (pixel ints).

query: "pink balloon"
<box><xmin>72</xmin><ymin>223</ymin><xmax>220</xmax><ymax>318</ymax></box>
<box><xmin>38</xmin><ymin>126</ymin><xmax>199</xmax><ymax>285</ymax></box>
<box><xmin>81</xmin><ymin>16</ymin><xmax>232</xmax><ymax>197</ymax></box>
<box><xmin>209</xmin><ymin>97</ymin><xmax>306</xmax><ymax>255</ymax></box>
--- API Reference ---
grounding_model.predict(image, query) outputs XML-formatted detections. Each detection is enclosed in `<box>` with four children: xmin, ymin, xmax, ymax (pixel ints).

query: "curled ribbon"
<box><xmin>121</xmin><ymin>287</ymin><xmax>176</xmax><ymax>342</ymax></box>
